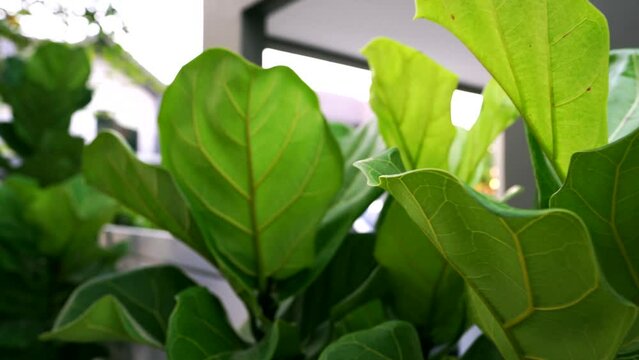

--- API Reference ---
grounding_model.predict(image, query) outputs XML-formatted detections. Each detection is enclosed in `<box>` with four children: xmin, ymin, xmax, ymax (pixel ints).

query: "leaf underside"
<box><xmin>416</xmin><ymin>0</ymin><xmax>609</xmax><ymax>176</ymax></box>
<box><xmin>356</xmin><ymin>149</ymin><xmax>636</xmax><ymax>359</ymax></box>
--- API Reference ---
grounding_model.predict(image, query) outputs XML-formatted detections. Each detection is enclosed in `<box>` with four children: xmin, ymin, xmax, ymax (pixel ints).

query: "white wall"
<box><xmin>204</xmin><ymin>0</ymin><xmax>259</xmax><ymax>51</ymax></box>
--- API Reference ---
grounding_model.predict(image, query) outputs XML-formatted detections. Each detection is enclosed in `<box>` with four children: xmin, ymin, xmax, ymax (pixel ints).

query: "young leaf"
<box><xmin>166</xmin><ymin>287</ymin><xmax>245</xmax><ymax>360</ymax></box>
<box><xmin>277</xmin><ymin>122</ymin><xmax>384</xmax><ymax>298</ymax></box>
<box><xmin>455</xmin><ymin>80</ymin><xmax>518</xmax><ymax>184</ymax></box>
<box><xmin>376</xmin><ymin>201</ymin><xmax>465</xmax><ymax>345</ymax></box>
<box><xmin>609</xmin><ymin>50</ymin><xmax>639</xmax><ymax>142</ymax></box>
<box><xmin>158</xmin><ymin>49</ymin><xmax>343</xmax><ymax>291</ymax></box>
<box><xmin>551</xmin><ymin>128</ymin><xmax>639</xmax><ymax>303</ymax></box>
<box><xmin>416</xmin><ymin>0</ymin><xmax>609</xmax><ymax>176</ymax></box>
<box><xmin>362</xmin><ymin>37</ymin><xmax>458</xmax><ymax>170</ymax></box>
<box><xmin>319</xmin><ymin>321</ymin><xmax>424</xmax><ymax>360</ymax></box>
<box><xmin>41</xmin><ymin>266</ymin><xmax>195</xmax><ymax>348</ymax></box>
<box><xmin>83</xmin><ymin>131</ymin><xmax>212</xmax><ymax>263</ymax></box>
<box><xmin>356</xmin><ymin>149</ymin><xmax>636</xmax><ymax>359</ymax></box>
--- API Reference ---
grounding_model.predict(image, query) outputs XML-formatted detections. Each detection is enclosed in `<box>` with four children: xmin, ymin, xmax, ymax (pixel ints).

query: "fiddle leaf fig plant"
<box><xmin>44</xmin><ymin>0</ymin><xmax>639</xmax><ymax>358</ymax></box>
<box><xmin>0</xmin><ymin>41</ymin><xmax>127</xmax><ymax>360</ymax></box>
<box><xmin>356</xmin><ymin>148</ymin><xmax>636</xmax><ymax>359</ymax></box>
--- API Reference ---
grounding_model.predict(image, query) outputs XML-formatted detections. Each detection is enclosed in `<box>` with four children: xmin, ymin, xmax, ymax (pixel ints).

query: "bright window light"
<box><xmin>15</xmin><ymin>0</ymin><xmax>203</xmax><ymax>84</ymax></box>
<box><xmin>112</xmin><ymin>0</ymin><xmax>203</xmax><ymax>84</ymax></box>
<box><xmin>451</xmin><ymin>89</ymin><xmax>484</xmax><ymax>130</ymax></box>
<box><xmin>263</xmin><ymin>48</ymin><xmax>371</xmax><ymax>102</ymax></box>
<box><xmin>262</xmin><ymin>48</ymin><xmax>484</xmax><ymax>129</ymax></box>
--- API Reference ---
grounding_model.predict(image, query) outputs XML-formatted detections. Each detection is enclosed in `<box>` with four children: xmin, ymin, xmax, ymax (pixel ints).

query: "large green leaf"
<box><xmin>376</xmin><ymin>201</ymin><xmax>465</xmax><ymax>346</ymax></box>
<box><xmin>319</xmin><ymin>321</ymin><xmax>423</xmax><ymax>360</ymax></box>
<box><xmin>83</xmin><ymin>131</ymin><xmax>212</xmax><ymax>263</ymax></box>
<box><xmin>362</xmin><ymin>37</ymin><xmax>457</xmax><ymax>170</ymax></box>
<box><xmin>158</xmin><ymin>49</ymin><xmax>343</xmax><ymax>292</ymax></box>
<box><xmin>25</xmin><ymin>176</ymin><xmax>118</xmax><ymax>277</ymax></box>
<box><xmin>166</xmin><ymin>287</ymin><xmax>245</xmax><ymax>360</ymax></box>
<box><xmin>356</xmin><ymin>149</ymin><xmax>636</xmax><ymax>359</ymax></box>
<box><xmin>277</xmin><ymin>122</ymin><xmax>383</xmax><ymax>298</ymax></box>
<box><xmin>551</xmin><ymin>128</ymin><xmax>639</xmax><ymax>303</ymax></box>
<box><xmin>454</xmin><ymin>80</ymin><xmax>518</xmax><ymax>184</ymax></box>
<box><xmin>609</xmin><ymin>50</ymin><xmax>639</xmax><ymax>142</ymax></box>
<box><xmin>416</xmin><ymin>0</ymin><xmax>609</xmax><ymax>176</ymax></box>
<box><xmin>41</xmin><ymin>266</ymin><xmax>195</xmax><ymax>348</ymax></box>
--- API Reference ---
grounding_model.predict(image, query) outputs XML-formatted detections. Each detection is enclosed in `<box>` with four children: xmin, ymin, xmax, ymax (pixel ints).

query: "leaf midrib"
<box><xmin>243</xmin><ymin>72</ymin><xmax>265</xmax><ymax>291</ymax></box>
<box><xmin>392</xmin><ymin>172</ymin><xmax>605</xmax><ymax>357</ymax></box>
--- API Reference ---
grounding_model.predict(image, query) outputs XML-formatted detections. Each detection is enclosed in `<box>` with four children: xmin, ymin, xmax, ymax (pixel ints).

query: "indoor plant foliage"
<box><xmin>45</xmin><ymin>1</ymin><xmax>639</xmax><ymax>360</ymax></box>
<box><xmin>0</xmin><ymin>41</ymin><xmax>124</xmax><ymax>359</ymax></box>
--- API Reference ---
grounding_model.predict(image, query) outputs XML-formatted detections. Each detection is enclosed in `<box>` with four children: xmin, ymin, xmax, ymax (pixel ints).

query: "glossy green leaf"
<box><xmin>376</xmin><ymin>201</ymin><xmax>465</xmax><ymax>345</ymax></box>
<box><xmin>356</xmin><ymin>149</ymin><xmax>636</xmax><ymax>359</ymax></box>
<box><xmin>83</xmin><ymin>131</ymin><xmax>212</xmax><ymax>263</ymax></box>
<box><xmin>158</xmin><ymin>49</ymin><xmax>343</xmax><ymax>292</ymax></box>
<box><xmin>416</xmin><ymin>0</ymin><xmax>609</xmax><ymax>176</ymax></box>
<box><xmin>551</xmin><ymin>128</ymin><xmax>639</xmax><ymax>303</ymax></box>
<box><xmin>319</xmin><ymin>321</ymin><xmax>423</xmax><ymax>360</ymax></box>
<box><xmin>277</xmin><ymin>122</ymin><xmax>383</xmax><ymax>298</ymax></box>
<box><xmin>455</xmin><ymin>80</ymin><xmax>518</xmax><ymax>184</ymax></box>
<box><xmin>25</xmin><ymin>176</ymin><xmax>118</xmax><ymax>277</ymax></box>
<box><xmin>609</xmin><ymin>50</ymin><xmax>639</xmax><ymax>142</ymax></box>
<box><xmin>42</xmin><ymin>266</ymin><xmax>195</xmax><ymax>348</ymax></box>
<box><xmin>363</xmin><ymin>37</ymin><xmax>457</xmax><ymax>170</ymax></box>
<box><xmin>166</xmin><ymin>287</ymin><xmax>245</xmax><ymax>360</ymax></box>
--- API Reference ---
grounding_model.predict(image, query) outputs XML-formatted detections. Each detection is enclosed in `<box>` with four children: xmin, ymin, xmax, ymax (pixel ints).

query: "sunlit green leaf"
<box><xmin>362</xmin><ymin>37</ymin><xmax>457</xmax><ymax>170</ymax></box>
<box><xmin>158</xmin><ymin>49</ymin><xmax>343</xmax><ymax>293</ymax></box>
<box><xmin>277</xmin><ymin>122</ymin><xmax>383</xmax><ymax>298</ymax></box>
<box><xmin>455</xmin><ymin>80</ymin><xmax>518</xmax><ymax>184</ymax></box>
<box><xmin>416</xmin><ymin>0</ymin><xmax>609</xmax><ymax>176</ymax></box>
